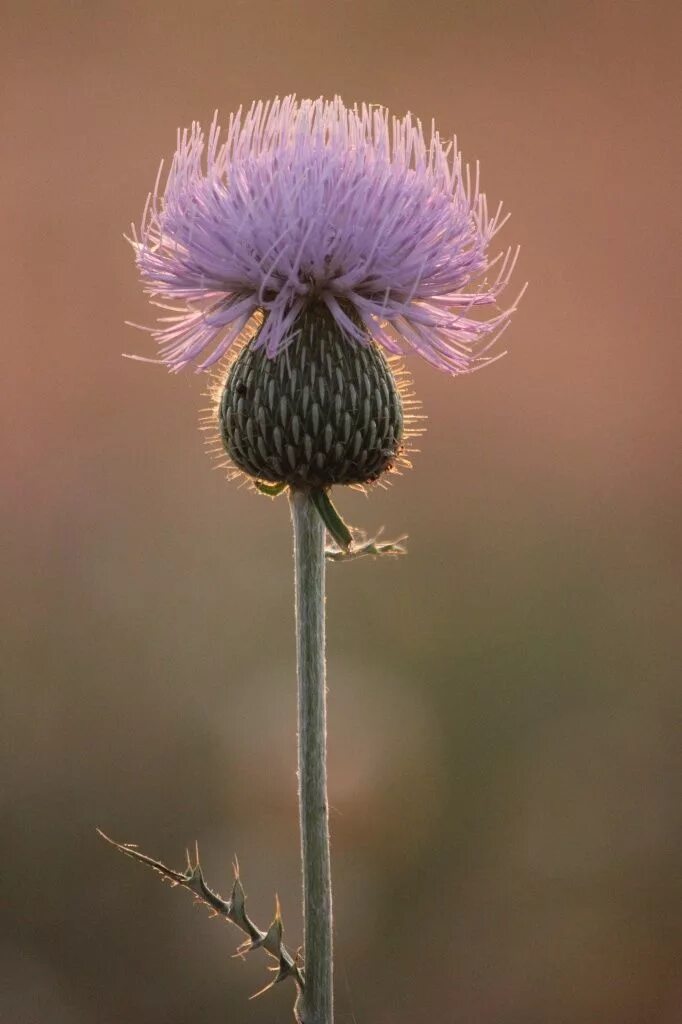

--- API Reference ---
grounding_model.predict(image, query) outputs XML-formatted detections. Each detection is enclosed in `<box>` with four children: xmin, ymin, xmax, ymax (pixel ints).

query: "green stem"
<box><xmin>290</xmin><ymin>488</ymin><xmax>333</xmax><ymax>1024</ymax></box>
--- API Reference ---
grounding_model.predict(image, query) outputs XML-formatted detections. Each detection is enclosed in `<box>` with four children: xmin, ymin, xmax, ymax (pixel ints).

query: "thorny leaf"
<box><xmin>326</xmin><ymin>527</ymin><xmax>407</xmax><ymax>562</ymax></box>
<box><xmin>97</xmin><ymin>830</ymin><xmax>304</xmax><ymax>998</ymax></box>
<box><xmin>310</xmin><ymin>488</ymin><xmax>353</xmax><ymax>549</ymax></box>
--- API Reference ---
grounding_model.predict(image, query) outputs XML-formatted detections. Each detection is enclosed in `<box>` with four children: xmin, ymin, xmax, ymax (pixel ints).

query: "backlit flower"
<box><xmin>130</xmin><ymin>95</ymin><xmax>522</xmax><ymax>374</ymax></box>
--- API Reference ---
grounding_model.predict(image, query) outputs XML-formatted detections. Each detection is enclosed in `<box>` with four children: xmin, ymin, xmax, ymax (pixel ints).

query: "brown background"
<box><xmin>2</xmin><ymin>2</ymin><xmax>680</xmax><ymax>1022</ymax></box>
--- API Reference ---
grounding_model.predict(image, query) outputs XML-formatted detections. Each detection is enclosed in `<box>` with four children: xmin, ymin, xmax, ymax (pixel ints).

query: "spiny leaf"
<box><xmin>97</xmin><ymin>829</ymin><xmax>304</xmax><ymax>996</ymax></box>
<box><xmin>326</xmin><ymin>530</ymin><xmax>408</xmax><ymax>562</ymax></box>
<box><xmin>310</xmin><ymin>488</ymin><xmax>353</xmax><ymax>549</ymax></box>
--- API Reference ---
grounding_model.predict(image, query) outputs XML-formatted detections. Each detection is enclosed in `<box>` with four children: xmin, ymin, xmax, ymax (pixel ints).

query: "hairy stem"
<box><xmin>290</xmin><ymin>488</ymin><xmax>333</xmax><ymax>1024</ymax></box>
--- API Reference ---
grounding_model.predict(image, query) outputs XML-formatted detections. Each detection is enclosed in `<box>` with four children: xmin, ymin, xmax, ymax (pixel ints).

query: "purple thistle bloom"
<box><xmin>130</xmin><ymin>95</ymin><xmax>523</xmax><ymax>373</ymax></box>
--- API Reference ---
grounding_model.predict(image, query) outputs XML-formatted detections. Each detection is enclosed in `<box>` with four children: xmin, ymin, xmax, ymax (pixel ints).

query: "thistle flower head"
<box><xmin>131</xmin><ymin>95</ymin><xmax>521</xmax><ymax>374</ymax></box>
<box><xmin>212</xmin><ymin>302</ymin><xmax>415</xmax><ymax>490</ymax></box>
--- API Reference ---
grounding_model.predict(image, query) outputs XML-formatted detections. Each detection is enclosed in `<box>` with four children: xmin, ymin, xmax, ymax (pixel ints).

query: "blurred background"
<box><xmin>2</xmin><ymin>2</ymin><xmax>680</xmax><ymax>1022</ymax></box>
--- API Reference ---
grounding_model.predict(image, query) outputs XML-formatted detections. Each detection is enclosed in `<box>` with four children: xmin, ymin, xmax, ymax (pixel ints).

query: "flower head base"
<box><xmin>131</xmin><ymin>95</ymin><xmax>522</xmax><ymax>374</ymax></box>
<box><xmin>214</xmin><ymin>304</ymin><xmax>411</xmax><ymax>489</ymax></box>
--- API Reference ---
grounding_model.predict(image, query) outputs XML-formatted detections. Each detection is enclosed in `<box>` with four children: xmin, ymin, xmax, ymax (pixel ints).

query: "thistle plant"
<box><xmin>101</xmin><ymin>95</ymin><xmax>522</xmax><ymax>1024</ymax></box>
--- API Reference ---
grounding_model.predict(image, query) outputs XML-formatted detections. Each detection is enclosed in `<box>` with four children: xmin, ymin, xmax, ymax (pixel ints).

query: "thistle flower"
<box><xmin>131</xmin><ymin>94</ymin><xmax>521</xmax><ymax>375</ymax></box>
<box><xmin>112</xmin><ymin>96</ymin><xmax>524</xmax><ymax>1024</ymax></box>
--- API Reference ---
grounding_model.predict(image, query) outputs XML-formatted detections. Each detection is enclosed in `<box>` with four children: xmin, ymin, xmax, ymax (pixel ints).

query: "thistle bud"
<box><xmin>216</xmin><ymin>304</ymin><xmax>405</xmax><ymax>489</ymax></box>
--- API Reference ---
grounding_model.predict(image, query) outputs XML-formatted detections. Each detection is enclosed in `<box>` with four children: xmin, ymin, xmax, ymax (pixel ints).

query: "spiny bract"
<box><xmin>216</xmin><ymin>304</ymin><xmax>408</xmax><ymax>488</ymax></box>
